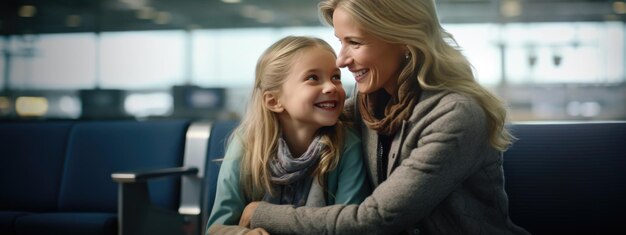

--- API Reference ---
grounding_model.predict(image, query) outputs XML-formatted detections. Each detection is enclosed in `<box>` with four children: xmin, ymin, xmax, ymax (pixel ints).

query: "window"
<box><xmin>446</xmin><ymin>23</ymin><xmax>501</xmax><ymax>85</ymax></box>
<box><xmin>191</xmin><ymin>28</ymin><xmax>276</xmax><ymax>87</ymax></box>
<box><xmin>8</xmin><ymin>33</ymin><xmax>96</xmax><ymax>89</ymax></box>
<box><xmin>500</xmin><ymin>22</ymin><xmax>624</xmax><ymax>84</ymax></box>
<box><xmin>99</xmin><ymin>30</ymin><xmax>186</xmax><ymax>89</ymax></box>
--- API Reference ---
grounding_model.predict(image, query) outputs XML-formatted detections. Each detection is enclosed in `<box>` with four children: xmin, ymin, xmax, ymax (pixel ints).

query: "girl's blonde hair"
<box><xmin>319</xmin><ymin>0</ymin><xmax>513</xmax><ymax>151</ymax></box>
<box><xmin>237</xmin><ymin>36</ymin><xmax>345</xmax><ymax>200</ymax></box>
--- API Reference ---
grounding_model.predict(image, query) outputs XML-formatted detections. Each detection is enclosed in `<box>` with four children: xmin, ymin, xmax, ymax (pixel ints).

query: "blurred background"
<box><xmin>0</xmin><ymin>0</ymin><xmax>624</xmax><ymax>121</ymax></box>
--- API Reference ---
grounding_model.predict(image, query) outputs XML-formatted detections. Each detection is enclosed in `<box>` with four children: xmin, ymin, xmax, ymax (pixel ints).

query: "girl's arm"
<box><xmin>206</xmin><ymin>137</ymin><xmax>250</xmax><ymax>234</ymax></box>
<box><xmin>331</xmin><ymin>128</ymin><xmax>370</xmax><ymax>205</ymax></box>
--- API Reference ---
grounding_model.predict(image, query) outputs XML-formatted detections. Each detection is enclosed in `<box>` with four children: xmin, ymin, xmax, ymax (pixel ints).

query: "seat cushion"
<box><xmin>14</xmin><ymin>212</ymin><xmax>117</xmax><ymax>235</ymax></box>
<box><xmin>58</xmin><ymin>120</ymin><xmax>190</xmax><ymax>213</ymax></box>
<box><xmin>0</xmin><ymin>211</ymin><xmax>30</xmax><ymax>235</ymax></box>
<box><xmin>0</xmin><ymin>122</ymin><xmax>73</xmax><ymax>211</ymax></box>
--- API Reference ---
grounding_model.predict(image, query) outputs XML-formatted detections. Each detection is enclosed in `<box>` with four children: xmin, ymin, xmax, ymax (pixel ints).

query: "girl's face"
<box><xmin>333</xmin><ymin>7</ymin><xmax>406</xmax><ymax>95</ymax></box>
<box><xmin>275</xmin><ymin>47</ymin><xmax>345</xmax><ymax>132</ymax></box>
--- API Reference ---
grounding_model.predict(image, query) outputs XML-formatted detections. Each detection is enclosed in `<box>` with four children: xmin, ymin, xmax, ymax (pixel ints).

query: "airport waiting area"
<box><xmin>2</xmin><ymin>0</ymin><xmax>626</xmax><ymax>234</ymax></box>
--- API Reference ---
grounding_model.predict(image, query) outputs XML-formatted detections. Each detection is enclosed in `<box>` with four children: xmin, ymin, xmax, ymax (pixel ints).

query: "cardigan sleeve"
<box><xmin>250</xmin><ymin>99</ymin><xmax>490</xmax><ymax>235</ymax></box>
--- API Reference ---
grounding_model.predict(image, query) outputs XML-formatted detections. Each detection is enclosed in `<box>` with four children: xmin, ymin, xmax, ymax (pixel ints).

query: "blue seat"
<box><xmin>503</xmin><ymin>122</ymin><xmax>626</xmax><ymax>234</ymax></box>
<box><xmin>59</xmin><ymin>120</ymin><xmax>188</xmax><ymax>213</ymax></box>
<box><xmin>0</xmin><ymin>120</ymin><xmax>192</xmax><ymax>235</ymax></box>
<box><xmin>14</xmin><ymin>213</ymin><xmax>117</xmax><ymax>235</ymax></box>
<box><xmin>200</xmin><ymin>120</ymin><xmax>239</xmax><ymax>234</ymax></box>
<box><xmin>110</xmin><ymin>119</ymin><xmax>239</xmax><ymax>235</ymax></box>
<box><xmin>0</xmin><ymin>122</ymin><xmax>73</xmax><ymax>235</ymax></box>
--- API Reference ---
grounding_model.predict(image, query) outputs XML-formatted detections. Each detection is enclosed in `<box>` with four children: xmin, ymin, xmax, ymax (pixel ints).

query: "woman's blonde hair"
<box><xmin>319</xmin><ymin>0</ymin><xmax>513</xmax><ymax>150</ymax></box>
<box><xmin>236</xmin><ymin>36</ymin><xmax>345</xmax><ymax>200</ymax></box>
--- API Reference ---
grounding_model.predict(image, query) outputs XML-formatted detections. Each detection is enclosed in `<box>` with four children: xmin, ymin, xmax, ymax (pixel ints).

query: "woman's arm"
<box><xmin>248</xmin><ymin>100</ymin><xmax>490</xmax><ymax>234</ymax></box>
<box><xmin>208</xmin><ymin>224</ymin><xmax>268</xmax><ymax>235</ymax></box>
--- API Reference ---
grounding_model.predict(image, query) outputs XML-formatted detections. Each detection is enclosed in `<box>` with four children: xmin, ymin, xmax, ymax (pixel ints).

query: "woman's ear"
<box><xmin>263</xmin><ymin>92</ymin><xmax>284</xmax><ymax>113</ymax></box>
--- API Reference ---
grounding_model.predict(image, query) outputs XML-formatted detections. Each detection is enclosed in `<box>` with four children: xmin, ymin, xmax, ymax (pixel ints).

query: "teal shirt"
<box><xmin>207</xmin><ymin>128</ymin><xmax>369</xmax><ymax>228</ymax></box>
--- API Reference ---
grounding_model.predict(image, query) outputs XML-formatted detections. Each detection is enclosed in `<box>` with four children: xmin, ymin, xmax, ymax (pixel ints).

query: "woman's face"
<box><xmin>333</xmin><ymin>7</ymin><xmax>406</xmax><ymax>95</ymax></box>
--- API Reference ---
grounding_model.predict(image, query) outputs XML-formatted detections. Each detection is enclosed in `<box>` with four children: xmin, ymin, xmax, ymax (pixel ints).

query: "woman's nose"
<box><xmin>336</xmin><ymin>47</ymin><xmax>351</xmax><ymax>68</ymax></box>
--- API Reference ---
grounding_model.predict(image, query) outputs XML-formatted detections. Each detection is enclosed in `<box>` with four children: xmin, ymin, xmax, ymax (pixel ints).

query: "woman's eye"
<box><xmin>349</xmin><ymin>41</ymin><xmax>361</xmax><ymax>49</ymax></box>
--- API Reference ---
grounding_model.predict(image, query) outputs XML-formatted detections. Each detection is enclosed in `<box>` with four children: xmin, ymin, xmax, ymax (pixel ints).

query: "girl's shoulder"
<box><xmin>341</xmin><ymin>126</ymin><xmax>362</xmax><ymax>154</ymax></box>
<box><xmin>343</xmin><ymin>126</ymin><xmax>361</xmax><ymax>144</ymax></box>
<box><xmin>223</xmin><ymin>133</ymin><xmax>245</xmax><ymax>161</ymax></box>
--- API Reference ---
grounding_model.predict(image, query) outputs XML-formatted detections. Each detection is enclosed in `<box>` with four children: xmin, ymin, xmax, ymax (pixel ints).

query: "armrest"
<box><xmin>114</xmin><ymin>166</ymin><xmax>198</xmax><ymax>235</ymax></box>
<box><xmin>111</xmin><ymin>166</ymin><xmax>198</xmax><ymax>183</ymax></box>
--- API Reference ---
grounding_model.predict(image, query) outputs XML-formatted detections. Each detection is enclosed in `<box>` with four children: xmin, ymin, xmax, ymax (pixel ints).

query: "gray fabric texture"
<box><xmin>263</xmin><ymin>135</ymin><xmax>324</xmax><ymax>207</ymax></box>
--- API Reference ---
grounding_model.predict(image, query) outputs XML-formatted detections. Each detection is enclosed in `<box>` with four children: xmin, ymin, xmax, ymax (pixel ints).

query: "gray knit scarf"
<box><xmin>263</xmin><ymin>135</ymin><xmax>325</xmax><ymax>207</ymax></box>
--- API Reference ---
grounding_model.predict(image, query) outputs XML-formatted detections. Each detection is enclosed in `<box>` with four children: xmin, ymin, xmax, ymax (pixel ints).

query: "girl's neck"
<box><xmin>280</xmin><ymin>124</ymin><xmax>318</xmax><ymax>157</ymax></box>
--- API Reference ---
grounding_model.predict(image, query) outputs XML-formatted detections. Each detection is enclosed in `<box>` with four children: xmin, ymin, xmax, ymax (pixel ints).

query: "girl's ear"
<box><xmin>263</xmin><ymin>91</ymin><xmax>284</xmax><ymax>113</ymax></box>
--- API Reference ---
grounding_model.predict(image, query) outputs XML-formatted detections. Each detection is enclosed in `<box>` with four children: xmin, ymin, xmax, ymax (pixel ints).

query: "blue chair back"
<box><xmin>58</xmin><ymin>120</ymin><xmax>189</xmax><ymax>212</ymax></box>
<box><xmin>202</xmin><ymin>120</ymin><xmax>239</xmax><ymax>227</ymax></box>
<box><xmin>0</xmin><ymin>122</ymin><xmax>73</xmax><ymax>212</ymax></box>
<box><xmin>503</xmin><ymin>122</ymin><xmax>626</xmax><ymax>234</ymax></box>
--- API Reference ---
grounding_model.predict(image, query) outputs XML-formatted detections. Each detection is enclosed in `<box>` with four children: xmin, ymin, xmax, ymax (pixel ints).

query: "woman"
<box><xmin>239</xmin><ymin>0</ymin><xmax>529</xmax><ymax>234</ymax></box>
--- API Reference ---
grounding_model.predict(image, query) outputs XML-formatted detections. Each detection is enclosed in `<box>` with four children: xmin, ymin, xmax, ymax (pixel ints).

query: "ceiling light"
<box><xmin>66</xmin><ymin>15</ymin><xmax>82</xmax><ymax>27</ymax></box>
<box><xmin>614</xmin><ymin>1</ymin><xmax>626</xmax><ymax>14</ymax></box>
<box><xmin>18</xmin><ymin>5</ymin><xmax>37</xmax><ymax>17</ymax></box>
<box><xmin>241</xmin><ymin>5</ymin><xmax>258</xmax><ymax>18</ymax></box>
<box><xmin>604</xmin><ymin>14</ymin><xmax>619</xmax><ymax>21</ymax></box>
<box><xmin>136</xmin><ymin>7</ymin><xmax>155</xmax><ymax>19</ymax></box>
<box><xmin>222</xmin><ymin>0</ymin><xmax>241</xmax><ymax>3</ymax></box>
<box><xmin>154</xmin><ymin>11</ymin><xmax>171</xmax><ymax>25</ymax></box>
<box><xmin>120</xmin><ymin>0</ymin><xmax>148</xmax><ymax>9</ymax></box>
<box><xmin>500</xmin><ymin>0</ymin><xmax>522</xmax><ymax>18</ymax></box>
<box><xmin>256</xmin><ymin>10</ymin><xmax>275</xmax><ymax>23</ymax></box>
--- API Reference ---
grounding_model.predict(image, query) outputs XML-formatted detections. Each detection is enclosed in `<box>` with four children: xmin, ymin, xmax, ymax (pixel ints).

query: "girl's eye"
<box><xmin>332</xmin><ymin>75</ymin><xmax>341</xmax><ymax>81</ymax></box>
<box><xmin>306</xmin><ymin>75</ymin><xmax>318</xmax><ymax>81</ymax></box>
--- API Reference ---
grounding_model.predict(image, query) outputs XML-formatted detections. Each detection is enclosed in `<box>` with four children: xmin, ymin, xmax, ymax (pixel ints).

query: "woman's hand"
<box><xmin>239</xmin><ymin>201</ymin><xmax>260</xmax><ymax>228</ymax></box>
<box><xmin>244</xmin><ymin>227</ymin><xmax>269</xmax><ymax>235</ymax></box>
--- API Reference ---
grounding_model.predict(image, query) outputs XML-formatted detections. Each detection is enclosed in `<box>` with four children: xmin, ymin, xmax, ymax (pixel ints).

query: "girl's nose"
<box><xmin>322</xmin><ymin>81</ymin><xmax>338</xmax><ymax>94</ymax></box>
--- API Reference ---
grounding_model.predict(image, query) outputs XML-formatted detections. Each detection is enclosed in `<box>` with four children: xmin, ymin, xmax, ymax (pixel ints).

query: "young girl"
<box><xmin>206</xmin><ymin>36</ymin><xmax>369</xmax><ymax>234</ymax></box>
